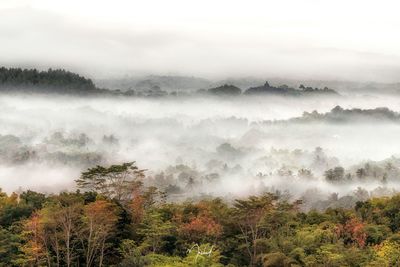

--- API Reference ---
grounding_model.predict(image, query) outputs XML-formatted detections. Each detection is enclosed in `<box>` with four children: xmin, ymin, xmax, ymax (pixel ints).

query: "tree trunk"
<box><xmin>99</xmin><ymin>239</ymin><xmax>106</xmax><ymax>267</ymax></box>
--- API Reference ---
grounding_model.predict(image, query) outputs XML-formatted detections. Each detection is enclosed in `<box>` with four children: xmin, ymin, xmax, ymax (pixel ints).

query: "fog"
<box><xmin>1</xmin><ymin>92</ymin><xmax>400</xmax><ymax>209</ymax></box>
<box><xmin>2</xmin><ymin>0</ymin><xmax>400</xmax><ymax>81</ymax></box>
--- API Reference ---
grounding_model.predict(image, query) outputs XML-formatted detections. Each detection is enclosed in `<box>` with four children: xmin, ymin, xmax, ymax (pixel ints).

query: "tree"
<box><xmin>184</xmin><ymin>244</ymin><xmax>223</xmax><ymax>267</ymax></box>
<box><xmin>179</xmin><ymin>213</ymin><xmax>222</xmax><ymax>244</ymax></box>
<box><xmin>37</xmin><ymin>204</ymin><xmax>63</xmax><ymax>267</ymax></box>
<box><xmin>80</xmin><ymin>199</ymin><xmax>120</xmax><ymax>267</ymax></box>
<box><xmin>371</xmin><ymin>240</ymin><xmax>400</xmax><ymax>266</ymax></box>
<box><xmin>0</xmin><ymin>67</ymin><xmax>97</xmax><ymax>94</ymax></box>
<box><xmin>315</xmin><ymin>244</ymin><xmax>346</xmax><ymax>266</ymax></box>
<box><xmin>51</xmin><ymin>202</ymin><xmax>83</xmax><ymax>267</ymax></box>
<box><xmin>0</xmin><ymin>227</ymin><xmax>21</xmax><ymax>266</ymax></box>
<box><xmin>76</xmin><ymin>162</ymin><xmax>145</xmax><ymax>202</ymax></box>
<box><xmin>262</xmin><ymin>252</ymin><xmax>296</xmax><ymax>267</ymax></box>
<box><xmin>297</xmin><ymin>168</ymin><xmax>314</xmax><ymax>179</ymax></box>
<box><xmin>207</xmin><ymin>84</ymin><xmax>242</xmax><ymax>96</ymax></box>
<box><xmin>19</xmin><ymin>213</ymin><xmax>49</xmax><ymax>266</ymax></box>
<box><xmin>356</xmin><ymin>168</ymin><xmax>367</xmax><ymax>179</ymax></box>
<box><xmin>233</xmin><ymin>193</ymin><xmax>277</xmax><ymax>266</ymax></box>
<box><xmin>336</xmin><ymin>217</ymin><xmax>367</xmax><ymax>248</ymax></box>
<box><xmin>325</xmin><ymin>167</ymin><xmax>345</xmax><ymax>182</ymax></box>
<box><xmin>138</xmin><ymin>209</ymin><xmax>173</xmax><ymax>253</ymax></box>
<box><xmin>19</xmin><ymin>201</ymin><xmax>82</xmax><ymax>267</ymax></box>
<box><xmin>0</xmin><ymin>190</ymin><xmax>35</xmax><ymax>227</ymax></box>
<box><xmin>130</xmin><ymin>186</ymin><xmax>164</xmax><ymax>227</ymax></box>
<box><xmin>117</xmin><ymin>239</ymin><xmax>150</xmax><ymax>267</ymax></box>
<box><xmin>20</xmin><ymin>190</ymin><xmax>46</xmax><ymax>210</ymax></box>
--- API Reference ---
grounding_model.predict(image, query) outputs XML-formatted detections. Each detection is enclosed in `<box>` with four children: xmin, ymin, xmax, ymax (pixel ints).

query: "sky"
<box><xmin>1</xmin><ymin>0</ymin><xmax>400</xmax><ymax>82</ymax></box>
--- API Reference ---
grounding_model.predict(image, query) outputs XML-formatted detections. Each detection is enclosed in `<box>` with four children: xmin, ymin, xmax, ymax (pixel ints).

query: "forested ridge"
<box><xmin>0</xmin><ymin>67</ymin><xmax>339</xmax><ymax>97</ymax></box>
<box><xmin>0</xmin><ymin>67</ymin><xmax>98</xmax><ymax>94</ymax></box>
<box><xmin>1</xmin><ymin>162</ymin><xmax>400</xmax><ymax>266</ymax></box>
<box><xmin>263</xmin><ymin>106</ymin><xmax>400</xmax><ymax>125</ymax></box>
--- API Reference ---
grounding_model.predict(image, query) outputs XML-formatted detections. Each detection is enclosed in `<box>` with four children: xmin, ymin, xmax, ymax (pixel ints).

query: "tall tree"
<box><xmin>54</xmin><ymin>204</ymin><xmax>82</xmax><ymax>267</ymax></box>
<box><xmin>138</xmin><ymin>209</ymin><xmax>173</xmax><ymax>253</ymax></box>
<box><xmin>233</xmin><ymin>193</ymin><xmax>277</xmax><ymax>266</ymax></box>
<box><xmin>0</xmin><ymin>227</ymin><xmax>21</xmax><ymax>267</ymax></box>
<box><xmin>76</xmin><ymin>162</ymin><xmax>145</xmax><ymax>202</ymax></box>
<box><xmin>19</xmin><ymin>213</ymin><xmax>49</xmax><ymax>266</ymax></box>
<box><xmin>80</xmin><ymin>200</ymin><xmax>120</xmax><ymax>267</ymax></box>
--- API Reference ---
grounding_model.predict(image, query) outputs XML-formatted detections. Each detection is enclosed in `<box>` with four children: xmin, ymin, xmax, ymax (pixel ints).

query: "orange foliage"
<box><xmin>84</xmin><ymin>200</ymin><xmax>119</xmax><ymax>226</ymax></box>
<box><xmin>336</xmin><ymin>218</ymin><xmax>367</xmax><ymax>248</ymax></box>
<box><xmin>178</xmin><ymin>202</ymin><xmax>222</xmax><ymax>242</ymax></box>
<box><xmin>131</xmin><ymin>194</ymin><xmax>145</xmax><ymax>224</ymax></box>
<box><xmin>22</xmin><ymin>213</ymin><xmax>47</xmax><ymax>265</ymax></box>
<box><xmin>180</xmin><ymin>214</ymin><xmax>222</xmax><ymax>237</ymax></box>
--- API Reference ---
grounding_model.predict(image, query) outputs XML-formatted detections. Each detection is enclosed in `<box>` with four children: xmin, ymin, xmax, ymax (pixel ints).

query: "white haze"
<box><xmin>1</xmin><ymin>93</ymin><xmax>400</xmax><ymax>207</ymax></box>
<box><xmin>2</xmin><ymin>0</ymin><xmax>400</xmax><ymax>81</ymax></box>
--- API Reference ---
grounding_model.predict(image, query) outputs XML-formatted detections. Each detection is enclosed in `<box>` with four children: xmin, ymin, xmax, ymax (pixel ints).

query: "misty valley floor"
<box><xmin>2</xmin><ymin>92</ymin><xmax>400</xmax><ymax>266</ymax></box>
<box><xmin>1</xmin><ymin>93</ymin><xmax>400</xmax><ymax>207</ymax></box>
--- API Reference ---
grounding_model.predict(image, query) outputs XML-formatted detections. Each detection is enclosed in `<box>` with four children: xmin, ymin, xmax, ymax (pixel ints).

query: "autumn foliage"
<box><xmin>2</xmin><ymin>163</ymin><xmax>400</xmax><ymax>266</ymax></box>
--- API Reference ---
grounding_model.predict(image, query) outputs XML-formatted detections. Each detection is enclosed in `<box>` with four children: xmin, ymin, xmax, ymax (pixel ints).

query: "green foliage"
<box><xmin>325</xmin><ymin>166</ymin><xmax>345</xmax><ymax>182</ymax></box>
<box><xmin>147</xmin><ymin>253</ymin><xmax>187</xmax><ymax>267</ymax></box>
<box><xmin>184</xmin><ymin>244</ymin><xmax>223</xmax><ymax>267</ymax></box>
<box><xmin>20</xmin><ymin>190</ymin><xmax>46</xmax><ymax>210</ymax></box>
<box><xmin>0</xmin><ymin>227</ymin><xmax>21</xmax><ymax>267</ymax></box>
<box><xmin>118</xmin><ymin>239</ymin><xmax>150</xmax><ymax>266</ymax></box>
<box><xmin>262</xmin><ymin>252</ymin><xmax>298</xmax><ymax>267</ymax></box>
<box><xmin>145</xmin><ymin>244</ymin><xmax>223</xmax><ymax>267</ymax></box>
<box><xmin>0</xmin><ymin>67</ymin><xmax>97</xmax><ymax>94</ymax></box>
<box><xmin>299</xmin><ymin>106</ymin><xmax>400</xmax><ymax>124</ymax></box>
<box><xmin>244</xmin><ymin>81</ymin><xmax>338</xmax><ymax>96</ymax></box>
<box><xmin>75</xmin><ymin>162</ymin><xmax>145</xmax><ymax>202</ymax></box>
<box><xmin>0</xmin><ymin>190</ymin><xmax>35</xmax><ymax>227</ymax></box>
<box><xmin>207</xmin><ymin>84</ymin><xmax>242</xmax><ymax>96</ymax></box>
<box><xmin>4</xmin><ymin>163</ymin><xmax>400</xmax><ymax>266</ymax></box>
<box><xmin>138</xmin><ymin>209</ymin><xmax>174</xmax><ymax>253</ymax></box>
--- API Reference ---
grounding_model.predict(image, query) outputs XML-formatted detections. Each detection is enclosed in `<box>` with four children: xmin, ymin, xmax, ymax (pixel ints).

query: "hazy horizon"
<box><xmin>2</xmin><ymin>0</ymin><xmax>400</xmax><ymax>82</ymax></box>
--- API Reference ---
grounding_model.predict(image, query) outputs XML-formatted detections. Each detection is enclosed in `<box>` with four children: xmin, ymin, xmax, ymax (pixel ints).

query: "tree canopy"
<box><xmin>0</xmin><ymin>67</ymin><xmax>98</xmax><ymax>94</ymax></box>
<box><xmin>1</xmin><ymin>163</ymin><xmax>400</xmax><ymax>266</ymax></box>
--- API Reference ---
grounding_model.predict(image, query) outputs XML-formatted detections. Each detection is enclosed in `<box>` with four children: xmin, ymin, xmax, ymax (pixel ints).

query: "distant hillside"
<box><xmin>245</xmin><ymin>82</ymin><xmax>298</xmax><ymax>95</ymax></box>
<box><xmin>268</xmin><ymin>106</ymin><xmax>400</xmax><ymax>124</ymax></box>
<box><xmin>96</xmin><ymin>75</ymin><xmax>212</xmax><ymax>92</ymax></box>
<box><xmin>299</xmin><ymin>106</ymin><xmax>399</xmax><ymax>122</ymax></box>
<box><xmin>260</xmin><ymin>78</ymin><xmax>400</xmax><ymax>95</ymax></box>
<box><xmin>212</xmin><ymin>77</ymin><xmax>265</xmax><ymax>89</ymax></box>
<box><xmin>206</xmin><ymin>84</ymin><xmax>242</xmax><ymax>95</ymax></box>
<box><xmin>0</xmin><ymin>67</ymin><xmax>99</xmax><ymax>94</ymax></box>
<box><xmin>244</xmin><ymin>81</ymin><xmax>338</xmax><ymax>96</ymax></box>
<box><xmin>0</xmin><ymin>68</ymin><xmax>343</xmax><ymax>98</ymax></box>
<box><xmin>97</xmin><ymin>74</ymin><xmax>400</xmax><ymax>95</ymax></box>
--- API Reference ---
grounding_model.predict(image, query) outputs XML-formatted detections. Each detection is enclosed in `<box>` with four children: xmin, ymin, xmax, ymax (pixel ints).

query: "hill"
<box><xmin>0</xmin><ymin>67</ymin><xmax>99</xmax><ymax>94</ymax></box>
<box><xmin>244</xmin><ymin>81</ymin><xmax>338</xmax><ymax>96</ymax></box>
<box><xmin>269</xmin><ymin>106</ymin><xmax>400</xmax><ymax>124</ymax></box>
<box><xmin>206</xmin><ymin>84</ymin><xmax>242</xmax><ymax>95</ymax></box>
<box><xmin>96</xmin><ymin>75</ymin><xmax>212</xmax><ymax>92</ymax></box>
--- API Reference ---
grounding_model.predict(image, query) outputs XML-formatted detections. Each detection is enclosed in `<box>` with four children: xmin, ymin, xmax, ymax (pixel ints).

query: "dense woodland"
<box><xmin>0</xmin><ymin>68</ymin><xmax>101</xmax><ymax>94</ymax></box>
<box><xmin>244</xmin><ymin>82</ymin><xmax>338</xmax><ymax>96</ymax></box>
<box><xmin>0</xmin><ymin>162</ymin><xmax>400</xmax><ymax>266</ymax></box>
<box><xmin>0</xmin><ymin>67</ymin><xmax>338</xmax><ymax>97</ymax></box>
<box><xmin>262</xmin><ymin>106</ymin><xmax>400</xmax><ymax>125</ymax></box>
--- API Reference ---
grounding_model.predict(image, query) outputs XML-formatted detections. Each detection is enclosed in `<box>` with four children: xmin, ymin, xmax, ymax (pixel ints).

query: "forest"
<box><xmin>0</xmin><ymin>68</ymin><xmax>99</xmax><ymax>94</ymax></box>
<box><xmin>1</xmin><ymin>161</ymin><xmax>400</xmax><ymax>267</ymax></box>
<box><xmin>0</xmin><ymin>67</ymin><xmax>338</xmax><ymax>97</ymax></box>
<box><xmin>1</xmin><ymin>68</ymin><xmax>400</xmax><ymax>266</ymax></box>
